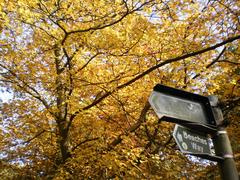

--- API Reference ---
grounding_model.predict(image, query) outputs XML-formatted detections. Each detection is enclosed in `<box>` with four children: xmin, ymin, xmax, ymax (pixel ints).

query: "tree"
<box><xmin>0</xmin><ymin>0</ymin><xmax>239</xmax><ymax>179</ymax></box>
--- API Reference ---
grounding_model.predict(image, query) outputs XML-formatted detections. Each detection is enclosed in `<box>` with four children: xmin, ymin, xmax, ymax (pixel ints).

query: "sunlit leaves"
<box><xmin>0</xmin><ymin>0</ymin><xmax>240</xmax><ymax>179</ymax></box>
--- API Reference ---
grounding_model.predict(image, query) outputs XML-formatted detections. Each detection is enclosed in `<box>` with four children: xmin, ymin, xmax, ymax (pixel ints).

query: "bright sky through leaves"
<box><xmin>0</xmin><ymin>0</ymin><xmax>239</xmax><ymax>179</ymax></box>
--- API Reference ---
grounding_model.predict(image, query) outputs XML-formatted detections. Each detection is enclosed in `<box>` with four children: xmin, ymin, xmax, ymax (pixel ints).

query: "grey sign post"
<box><xmin>148</xmin><ymin>84</ymin><xmax>217</xmax><ymax>133</ymax></box>
<box><xmin>149</xmin><ymin>85</ymin><xmax>239</xmax><ymax>180</ymax></box>
<box><xmin>209</xmin><ymin>96</ymin><xmax>239</xmax><ymax>180</ymax></box>
<box><xmin>173</xmin><ymin>125</ymin><xmax>211</xmax><ymax>155</ymax></box>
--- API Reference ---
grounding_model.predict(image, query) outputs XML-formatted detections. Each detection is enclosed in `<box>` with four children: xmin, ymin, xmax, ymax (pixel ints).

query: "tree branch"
<box><xmin>9</xmin><ymin>130</ymin><xmax>46</xmax><ymax>147</ymax></box>
<box><xmin>71</xmin><ymin>137</ymin><xmax>99</xmax><ymax>152</ymax></box>
<box><xmin>74</xmin><ymin>35</ymin><xmax>240</xmax><ymax>115</ymax></box>
<box><xmin>61</xmin><ymin>0</ymin><xmax>154</xmax><ymax>44</ymax></box>
<box><xmin>117</xmin><ymin>35</ymin><xmax>240</xmax><ymax>89</ymax></box>
<box><xmin>218</xmin><ymin>60</ymin><xmax>240</xmax><ymax>65</ymax></box>
<box><xmin>221</xmin><ymin>97</ymin><xmax>240</xmax><ymax>113</ymax></box>
<box><xmin>191</xmin><ymin>46</ymin><xmax>226</xmax><ymax>80</ymax></box>
<box><xmin>0</xmin><ymin>64</ymin><xmax>52</xmax><ymax>115</ymax></box>
<box><xmin>77</xmin><ymin>52</ymin><xmax>101</xmax><ymax>72</ymax></box>
<box><xmin>108</xmin><ymin>101</ymin><xmax>150</xmax><ymax>150</ymax></box>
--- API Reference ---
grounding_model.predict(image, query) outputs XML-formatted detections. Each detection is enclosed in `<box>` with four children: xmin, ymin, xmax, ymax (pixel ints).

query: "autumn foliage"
<box><xmin>0</xmin><ymin>0</ymin><xmax>239</xmax><ymax>179</ymax></box>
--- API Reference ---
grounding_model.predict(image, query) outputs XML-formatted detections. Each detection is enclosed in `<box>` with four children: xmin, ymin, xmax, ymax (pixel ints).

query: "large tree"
<box><xmin>0</xmin><ymin>0</ymin><xmax>239</xmax><ymax>179</ymax></box>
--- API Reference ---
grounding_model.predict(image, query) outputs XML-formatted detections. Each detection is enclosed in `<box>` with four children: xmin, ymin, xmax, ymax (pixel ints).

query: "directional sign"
<box><xmin>173</xmin><ymin>124</ymin><xmax>211</xmax><ymax>154</ymax></box>
<box><xmin>148</xmin><ymin>84</ymin><xmax>216</xmax><ymax>132</ymax></box>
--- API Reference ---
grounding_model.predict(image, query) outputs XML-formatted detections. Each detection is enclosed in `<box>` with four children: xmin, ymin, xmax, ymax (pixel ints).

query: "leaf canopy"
<box><xmin>0</xmin><ymin>0</ymin><xmax>239</xmax><ymax>179</ymax></box>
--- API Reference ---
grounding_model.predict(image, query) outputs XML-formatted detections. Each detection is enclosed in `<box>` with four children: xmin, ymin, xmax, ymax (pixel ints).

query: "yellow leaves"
<box><xmin>93</xmin><ymin>28</ymin><xmax>123</xmax><ymax>50</ymax></box>
<box><xmin>0</xmin><ymin>1</ymin><xmax>4</xmax><ymax>18</ymax></box>
<box><xmin>0</xmin><ymin>1</ymin><xmax>9</xmax><ymax>29</ymax></box>
<box><xmin>1</xmin><ymin>0</ymin><xmax>240</xmax><ymax>178</ymax></box>
<box><xmin>16</xmin><ymin>0</ymin><xmax>40</xmax><ymax>23</ymax></box>
<box><xmin>53</xmin><ymin>167</ymin><xmax>73</xmax><ymax>180</ymax></box>
<box><xmin>231</xmin><ymin>79</ymin><xmax>237</xmax><ymax>85</ymax></box>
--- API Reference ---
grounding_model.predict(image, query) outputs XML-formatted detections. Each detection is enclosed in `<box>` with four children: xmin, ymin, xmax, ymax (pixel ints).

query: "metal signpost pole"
<box><xmin>209</xmin><ymin>96</ymin><xmax>239</xmax><ymax>180</ymax></box>
<box><xmin>149</xmin><ymin>85</ymin><xmax>239</xmax><ymax>179</ymax></box>
<box><xmin>213</xmin><ymin>128</ymin><xmax>239</xmax><ymax>180</ymax></box>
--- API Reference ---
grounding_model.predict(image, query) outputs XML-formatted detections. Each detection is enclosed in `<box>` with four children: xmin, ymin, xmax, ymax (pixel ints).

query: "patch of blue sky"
<box><xmin>0</xmin><ymin>87</ymin><xmax>13</xmax><ymax>102</ymax></box>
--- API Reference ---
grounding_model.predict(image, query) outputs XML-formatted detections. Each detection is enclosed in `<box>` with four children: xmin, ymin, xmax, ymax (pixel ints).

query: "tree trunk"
<box><xmin>54</xmin><ymin>45</ymin><xmax>71</xmax><ymax>164</ymax></box>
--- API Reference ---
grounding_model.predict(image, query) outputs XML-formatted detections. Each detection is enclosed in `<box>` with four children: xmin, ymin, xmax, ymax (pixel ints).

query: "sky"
<box><xmin>0</xmin><ymin>89</ymin><xmax>13</xmax><ymax>103</ymax></box>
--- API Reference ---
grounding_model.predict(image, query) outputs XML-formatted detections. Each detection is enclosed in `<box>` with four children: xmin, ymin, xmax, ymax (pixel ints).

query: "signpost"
<box><xmin>173</xmin><ymin>125</ymin><xmax>211</xmax><ymax>155</ymax></box>
<box><xmin>148</xmin><ymin>84</ymin><xmax>216</xmax><ymax>133</ymax></box>
<box><xmin>149</xmin><ymin>84</ymin><xmax>239</xmax><ymax>180</ymax></box>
